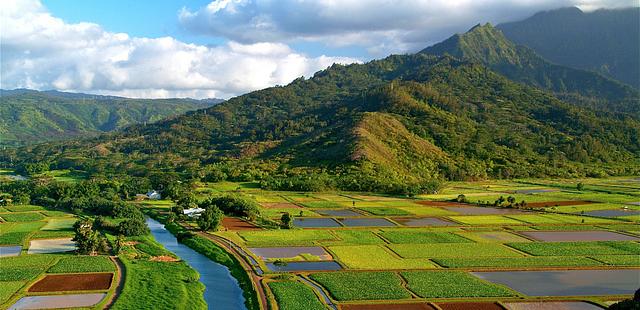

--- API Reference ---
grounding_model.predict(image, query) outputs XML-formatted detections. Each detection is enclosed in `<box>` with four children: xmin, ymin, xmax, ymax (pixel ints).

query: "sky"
<box><xmin>1</xmin><ymin>0</ymin><xmax>637</xmax><ymax>99</ymax></box>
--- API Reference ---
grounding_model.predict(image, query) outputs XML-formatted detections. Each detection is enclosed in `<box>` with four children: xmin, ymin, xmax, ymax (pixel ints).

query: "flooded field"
<box><xmin>584</xmin><ymin>209</ymin><xmax>640</xmax><ymax>218</ymax></box>
<box><xmin>472</xmin><ymin>269</ymin><xmax>640</xmax><ymax>296</ymax></box>
<box><xmin>520</xmin><ymin>231</ymin><xmax>639</xmax><ymax>242</ymax></box>
<box><xmin>339</xmin><ymin>218</ymin><xmax>397</xmax><ymax>227</ymax></box>
<box><xmin>392</xmin><ymin>217</ymin><xmax>456</xmax><ymax>226</ymax></box>
<box><xmin>8</xmin><ymin>293</ymin><xmax>106</xmax><ymax>310</ymax></box>
<box><xmin>249</xmin><ymin>246</ymin><xmax>332</xmax><ymax>260</ymax></box>
<box><xmin>0</xmin><ymin>245</ymin><xmax>22</xmax><ymax>257</ymax></box>
<box><xmin>266</xmin><ymin>261</ymin><xmax>342</xmax><ymax>272</ymax></box>
<box><xmin>293</xmin><ymin>218</ymin><xmax>342</xmax><ymax>228</ymax></box>
<box><xmin>27</xmin><ymin>238</ymin><xmax>75</xmax><ymax>254</ymax></box>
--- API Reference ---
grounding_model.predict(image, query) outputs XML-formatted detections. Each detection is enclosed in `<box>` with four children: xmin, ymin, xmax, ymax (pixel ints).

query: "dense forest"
<box><xmin>0</xmin><ymin>89</ymin><xmax>222</xmax><ymax>146</ymax></box>
<box><xmin>3</xmin><ymin>46</ymin><xmax>639</xmax><ymax>194</ymax></box>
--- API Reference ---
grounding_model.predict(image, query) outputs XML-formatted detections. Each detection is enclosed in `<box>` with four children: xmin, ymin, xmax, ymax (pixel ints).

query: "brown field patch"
<box><xmin>341</xmin><ymin>303</ymin><xmax>436</xmax><ymax>310</ymax></box>
<box><xmin>525</xmin><ymin>201</ymin><xmax>594</xmax><ymax>208</ymax></box>
<box><xmin>260</xmin><ymin>202</ymin><xmax>301</xmax><ymax>209</ymax></box>
<box><xmin>437</xmin><ymin>302</ymin><xmax>504</xmax><ymax>310</ymax></box>
<box><xmin>28</xmin><ymin>273</ymin><xmax>113</xmax><ymax>292</ymax></box>
<box><xmin>150</xmin><ymin>255</ymin><xmax>179</xmax><ymax>262</ymax></box>
<box><xmin>416</xmin><ymin>201</ymin><xmax>471</xmax><ymax>207</ymax></box>
<box><xmin>222</xmin><ymin>217</ymin><xmax>261</xmax><ymax>231</ymax></box>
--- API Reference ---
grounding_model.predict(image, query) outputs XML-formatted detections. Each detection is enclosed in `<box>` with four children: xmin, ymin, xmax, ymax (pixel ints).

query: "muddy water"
<box><xmin>316</xmin><ymin>209</ymin><xmax>363</xmax><ymax>217</ymax></box>
<box><xmin>147</xmin><ymin>218</ymin><xmax>246</xmax><ymax>310</ymax></box>
<box><xmin>472</xmin><ymin>269</ymin><xmax>640</xmax><ymax>296</ymax></box>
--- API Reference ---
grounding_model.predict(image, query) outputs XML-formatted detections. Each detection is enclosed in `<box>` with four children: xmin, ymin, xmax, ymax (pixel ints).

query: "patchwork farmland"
<box><xmin>175</xmin><ymin>178</ymin><xmax>640</xmax><ymax>310</ymax></box>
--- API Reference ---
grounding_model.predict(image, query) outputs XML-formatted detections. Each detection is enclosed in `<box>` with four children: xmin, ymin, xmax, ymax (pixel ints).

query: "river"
<box><xmin>146</xmin><ymin>218</ymin><xmax>247</xmax><ymax>310</ymax></box>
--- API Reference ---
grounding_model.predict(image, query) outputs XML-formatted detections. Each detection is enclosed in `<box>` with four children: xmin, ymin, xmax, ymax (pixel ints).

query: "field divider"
<box><xmin>297</xmin><ymin>275</ymin><xmax>338</xmax><ymax>310</ymax></box>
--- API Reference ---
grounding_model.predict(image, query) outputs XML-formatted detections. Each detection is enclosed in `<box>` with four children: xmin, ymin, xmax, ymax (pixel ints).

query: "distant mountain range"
<box><xmin>498</xmin><ymin>7</ymin><xmax>639</xmax><ymax>89</ymax></box>
<box><xmin>0</xmin><ymin>89</ymin><xmax>223</xmax><ymax>146</ymax></box>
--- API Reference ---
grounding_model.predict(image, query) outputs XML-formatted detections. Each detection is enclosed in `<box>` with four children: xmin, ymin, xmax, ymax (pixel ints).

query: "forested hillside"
<box><xmin>421</xmin><ymin>24</ymin><xmax>639</xmax><ymax>114</ymax></box>
<box><xmin>498</xmin><ymin>7</ymin><xmax>639</xmax><ymax>88</ymax></box>
<box><xmin>4</xmin><ymin>53</ymin><xmax>639</xmax><ymax>193</ymax></box>
<box><xmin>0</xmin><ymin>90</ymin><xmax>222</xmax><ymax>146</ymax></box>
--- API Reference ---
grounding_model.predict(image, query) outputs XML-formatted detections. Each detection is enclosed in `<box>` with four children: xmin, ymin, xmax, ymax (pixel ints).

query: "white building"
<box><xmin>183</xmin><ymin>207</ymin><xmax>205</xmax><ymax>218</ymax></box>
<box><xmin>146</xmin><ymin>190</ymin><xmax>161</xmax><ymax>200</ymax></box>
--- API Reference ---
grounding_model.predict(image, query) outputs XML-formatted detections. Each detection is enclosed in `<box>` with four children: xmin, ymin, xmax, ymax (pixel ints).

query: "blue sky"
<box><xmin>2</xmin><ymin>0</ymin><xmax>636</xmax><ymax>98</ymax></box>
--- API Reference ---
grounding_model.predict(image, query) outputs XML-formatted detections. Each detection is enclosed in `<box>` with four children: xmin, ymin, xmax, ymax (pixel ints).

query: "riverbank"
<box><xmin>145</xmin><ymin>211</ymin><xmax>261</xmax><ymax>310</ymax></box>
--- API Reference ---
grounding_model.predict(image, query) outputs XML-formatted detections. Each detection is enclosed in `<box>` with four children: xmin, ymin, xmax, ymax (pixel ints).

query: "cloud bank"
<box><xmin>0</xmin><ymin>0</ymin><xmax>358</xmax><ymax>98</ymax></box>
<box><xmin>180</xmin><ymin>0</ymin><xmax>639</xmax><ymax>56</ymax></box>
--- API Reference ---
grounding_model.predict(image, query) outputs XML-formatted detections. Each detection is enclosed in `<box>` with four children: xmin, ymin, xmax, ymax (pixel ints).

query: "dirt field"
<box><xmin>341</xmin><ymin>303</ymin><xmax>436</xmax><ymax>310</ymax></box>
<box><xmin>28</xmin><ymin>273</ymin><xmax>113</xmax><ymax>292</ymax></box>
<box><xmin>437</xmin><ymin>302</ymin><xmax>505</xmax><ymax>310</ymax></box>
<box><xmin>222</xmin><ymin>217</ymin><xmax>261</xmax><ymax>231</ymax></box>
<box><xmin>524</xmin><ymin>201</ymin><xmax>593</xmax><ymax>208</ymax></box>
<box><xmin>416</xmin><ymin>201</ymin><xmax>470</xmax><ymax>207</ymax></box>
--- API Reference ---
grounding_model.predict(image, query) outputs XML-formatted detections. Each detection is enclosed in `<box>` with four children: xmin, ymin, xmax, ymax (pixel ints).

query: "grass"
<box><xmin>3</xmin><ymin>205</ymin><xmax>45</xmax><ymax>212</ymax></box>
<box><xmin>323</xmin><ymin>230</ymin><xmax>384</xmax><ymax>245</ymax></box>
<box><xmin>239</xmin><ymin>230</ymin><xmax>337</xmax><ymax>247</ymax></box>
<box><xmin>449</xmin><ymin>215</ymin><xmax>524</xmax><ymax>225</ymax></box>
<box><xmin>268</xmin><ymin>281</ymin><xmax>326</xmax><ymax>310</ymax></box>
<box><xmin>259</xmin><ymin>208</ymin><xmax>319</xmax><ymax>218</ymax></box>
<box><xmin>0</xmin><ymin>212</ymin><xmax>45</xmax><ymax>222</ymax></box>
<box><xmin>41</xmin><ymin>218</ymin><xmax>76</xmax><ymax>230</ymax></box>
<box><xmin>433</xmin><ymin>256</ymin><xmax>602</xmax><ymax>268</ymax></box>
<box><xmin>329</xmin><ymin>245</ymin><xmax>435</xmax><ymax>270</ymax></box>
<box><xmin>0</xmin><ymin>266</ymin><xmax>42</xmax><ymax>281</ymax></box>
<box><xmin>40</xmin><ymin>211</ymin><xmax>72</xmax><ymax>217</ymax></box>
<box><xmin>30</xmin><ymin>230</ymin><xmax>75</xmax><ymax>239</ymax></box>
<box><xmin>48</xmin><ymin>256</ymin><xmax>115</xmax><ymax>273</ymax></box>
<box><xmin>529</xmin><ymin>225</ymin><xmax>601</xmax><ymax>231</ymax></box>
<box><xmin>456</xmin><ymin>231</ymin><xmax>531</xmax><ymax>243</ymax></box>
<box><xmin>0</xmin><ymin>232</ymin><xmax>30</xmax><ymax>245</ymax></box>
<box><xmin>590</xmin><ymin>255</ymin><xmax>640</xmax><ymax>266</ymax></box>
<box><xmin>395</xmin><ymin>207</ymin><xmax>457</xmax><ymax>216</ymax></box>
<box><xmin>0</xmin><ymin>254</ymin><xmax>59</xmax><ymax>268</ymax></box>
<box><xmin>379</xmin><ymin>231</ymin><xmax>471</xmax><ymax>244</ymax></box>
<box><xmin>389</xmin><ymin>243</ymin><xmax>523</xmax><ymax>259</ymax></box>
<box><xmin>357</xmin><ymin>207</ymin><xmax>411</xmax><ymax>216</ymax></box>
<box><xmin>310</xmin><ymin>271</ymin><xmax>411</xmax><ymax>301</ymax></box>
<box><xmin>507</xmin><ymin>241</ymin><xmax>640</xmax><ymax>256</ymax></box>
<box><xmin>300</xmin><ymin>201</ymin><xmax>343</xmax><ymax>208</ymax></box>
<box><xmin>111</xmin><ymin>258</ymin><xmax>206</xmax><ymax>310</ymax></box>
<box><xmin>401</xmin><ymin>271</ymin><xmax>516</xmax><ymax>298</ymax></box>
<box><xmin>0</xmin><ymin>281</ymin><xmax>25</xmax><ymax>304</ymax></box>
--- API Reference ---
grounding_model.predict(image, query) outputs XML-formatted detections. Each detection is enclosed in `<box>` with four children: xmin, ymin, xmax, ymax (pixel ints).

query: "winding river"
<box><xmin>146</xmin><ymin>218</ymin><xmax>247</xmax><ymax>310</ymax></box>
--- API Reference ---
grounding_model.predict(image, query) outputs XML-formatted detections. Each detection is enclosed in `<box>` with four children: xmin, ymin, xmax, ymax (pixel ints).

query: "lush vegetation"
<box><xmin>507</xmin><ymin>241</ymin><xmax>640</xmax><ymax>256</ymax></box>
<box><xmin>309</xmin><ymin>271</ymin><xmax>412</xmax><ymax>301</ymax></box>
<box><xmin>433</xmin><ymin>256</ymin><xmax>602</xmax><ymax>268</ymax></box>
<box><xmin>389</xmin><ymin>243</ymin><xmax>522</xmax><ymax>258</ymax></box>
<box><xmin>267</xmin><ymin>281</ymin><xmax>326</xmax><ymax>310</ymax></box>
<box><xmin>401</xmin><ymin>271</ymin><xmax>516</xmax><ymax>298</ymax></box>
<box><xmin>47</xmin><ymin>255</ymin><xmax>115</xmax><ymax>273</ymax></box>
<box><xmin>328</xmin><ymin>245</ymin><xmax>435</xmax><ymax>269</ymax></box>
<box><xmin>379</xmin><ymin>231</ymin><xmax>472</xmax><ymax>244</ymax></box>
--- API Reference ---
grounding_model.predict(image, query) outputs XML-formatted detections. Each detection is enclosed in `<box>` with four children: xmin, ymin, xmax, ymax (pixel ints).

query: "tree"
<box><xmin>113</xmin><ymin>234</ymin><xmax>125</xmax><ymax>254</ymax></box>
<box><xmin>281</xmin><ymin>212</ymin><xmax>293</xmax><ymax>229</ymax></box>
<box><xmin>577</xmin><ymin>182</ymin><xmax>584</xmax><ymax>191</ymax></box>
<box><xmin>72</xmin><ymin>219</ymin><xmax>106</xmax><ymax>255</ymax></box>
<box><xmin>456</xmin><ymin>194</ymin><xmax>467</xmax><ymax>203</ymax></box>
<box><xmin>507</xmin><ymin>196</ymin><xmax>516</xmax><ymax>206</ymax></box>
<box><xmin>118</xmin><ymin>218</ymin><xmax>149</xmax><ymax>236</ymax></box>
<box><xmin>198</xmin><ymin>206</ymin><xmax>224</xmax><ymax>231</ymax></box>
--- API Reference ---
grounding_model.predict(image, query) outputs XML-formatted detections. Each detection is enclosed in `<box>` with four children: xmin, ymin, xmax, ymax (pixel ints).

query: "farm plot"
<box><xmin>442</xmin><ymin>207</ymin><xmax>525</xmax><ymax>215</ymax></box>
<box><xmin>40</xmin><ymin>218</ymin><xmax>76</xmax><ymax>231</ymax></box>
<box><xmin>8</xmin><ymin>293</ymin><xmax>106</xmax><ymax>310</ymax></box>
<box><xmin>27</xmin><ymin>238</ymin><xmax>75</xmax><ymax>254</ymax></box>
<box><xmin>394</xmin><ymin>207</ymin><xmax>457</xmax><ymax>216</ymax></box>
<box><xmin>437</xmin><ymin>302</ymin><xmax>504</xmax><ymax>310</ymax></box>
<box><xmin>357</xmin><ymin>207</ymin><xmax>411</xmax><ymax>216</ymax></box>
<box><xmin>503</xmin><ymin>301</ymin><xmax>604</xmax><ymax>310</ymax></box>
<box><xmin>589</xmin><ymin>255</ymin><xmax>640</xmax><ymax>266</ymax></box>
<box><xmin>400</xmin><ymin>271</ymin><xmax>516</xmax><ymax>298</ymax></box>
<box><xmin>267</xmin><ymin>281</ymin><xmax>326</xmax><ymax>310</ymax></box>
<box><xmin>507</xmin><ymin>241</ymin><xmax>640</xmax><ymax>256</ymax></box>
<box><xmin>3</xmin><ymin>205</ymin><xmax>45</xmax><ymax>212</ymax></box>
<box><xmin>341</xmin><ymin>303</ymin><xmax>436</xmax><ymax>310</ymax></box>
<box><xmin>456</xmin><ymin>231</ymin><xmax>531</xmax><ymax>243</ymax></box>
<box><xmin>322</xmin><ymin>230</ymin><xmax>385</xmax><ymax>245</ymax></box>
<box><xmin>316</xmin><ymin>209</ymin><xmax>363</xmax><ymax>217</ymax></box>
<box><xmin>448</xmin><ymin>215</ymin><xmax>524</xmax><ymax>225</ymax></box>
<box><xmin>239</xmin><ymin>230</ymin><xmax>338</xmax><ymax>246</ymax></box>
<box><xmin>338</xmin><ymin>218</ymin><xmax>397</xmax><ymax>227</ymax></box>
<box><xmin>433</xmin><ymin>256</ymin><xmax>602</xmax><ymax>268</ymax></box>
<box><xmin>47</xmin><ymin>256</ymin><xmax>115</xmax><ymax>273</ymax></box>
<box><xmin>392</xmin><ymin>217</ymin><xmax>456</xmax><ymax>227</ymax></box>
<box><xmin>519</xmin><ymin>230</ymin><xmax>639</xmax><ymax>242</ymax></box>
<box><xmin>389</xmin><ymin>243</ymin><xmax>523</xmax><ymax>259</ymax></box>
<box><xmin>0</xmin><ymin>246</ymin><xmax>22</xmax><ymax>257</ymax></box>
<box><xmin>249</xmin><ymin>246</ymin><xmax>332</xmax><ymax>261</ymax></box>
<box><xmin>309</xmin><ymin>271</ymin><xmax>412</xmax><ymax>301</ymax></box>
<box><xmin>301</xmin><ymin>201</ymin><xmax>344</xmax><ymax>208</ymax></box>
<box><xmin>221</xmin><ymin>217</ymin><xmax>261</xmax><ymax>231</ymax></box>
<box><xmin>379</xmin><ymin>230</ymin><xmax>471</xmax><ymax>244</ymax></box>
<box><xmin>0</xmin><ymin>212</ymin><xmax>45</xmax><ymax>222</ymax></box>
<box><xmin>328</xmin><ymin>245</ymin><xmax>435</xmax><ymax>270</ymax></box>
<box><xmin>260</xmin><ymin>208</ymin><xmax>319</xmax><ymax>219</ymax></box>
<box><xmin>267</xmin><ymin>261</ymin><xmax>342</xmax><ymax>272</ymax></box>
<box><xmin>0</xmin><ymin>281</ymin><xmax>25</xmax><ymax>304</ymax></box>
<box><xmin>293</xmin><ymin>218</ymin><xmax>342</xmax><ymax>228</ymax></box>
<box><xmin>28</xmin><ymin>273</ymin><xmax>113</xmax><ymax>292</ymax></box>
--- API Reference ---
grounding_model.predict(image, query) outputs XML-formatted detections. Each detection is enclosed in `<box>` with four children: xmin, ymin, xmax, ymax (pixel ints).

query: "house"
<box><xmin>183</xmin><ymin>207</ymin><xmax>205</xmax><ymax>218</ymax></box>
<box><xmin>146</xmin><ymin>190</ymin><xmax>161</xmax><ymax>200</ymax></box>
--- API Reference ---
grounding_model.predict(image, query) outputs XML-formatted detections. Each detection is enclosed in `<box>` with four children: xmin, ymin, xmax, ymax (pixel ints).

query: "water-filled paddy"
<box><xmin>249</xmin><ymin>246</ymin><xmax>332</xmax><ymax>260</ymax></box>
<box><xmin>293</xmin><ymin>218</ymin><xmax>342</xmax><ymax>228</ymax></box>
<box><xmin>8</xmin><ymin>293</ymin><xmax>106</xmax><ymax>310</ymax></box>
<box><xmin>27</xmin><ymin>238</ymin><xmax>75</xmax><ymax>254</ymax></box>
<box><xmin>266</xmin><ymin>261</ymin><xmax>342</xmax><ymax>272</ymax></box>
<box><xmin>0</xmin><ymin>245</ymin><xmax>22</xmax><ymax>257</ymax></box>
<box><xmin>339</xmin><ymin>218</ymin><xmax>397</xmax><ymax>227</ymax></box>
<box><xmin>472</xmin><ymin>269</ymin><xmax>640</xmax><ymax>296</ymax></box>
<box><xmin>392</xmin><ymin>217</ymin><xmax>456</xmax><ymax>226</ymax></box>
<box><xmin>584</xmin><ymin>209</ymin><xmax>640</xmax><ymax>218</ymax></box>
<box><xmin>503</xmin><ymin>301</ymin><xmax>604</xmax><ymax>309</ymax></box>
<box><xmin>316</xmin><ymin>209</ymin><xmax>363</xmax><ymax>217</ymax></box>
<box><xmin>520</xmin><ymin>231</ymin><xmax>639</xmax><ymax>242</ymax></box>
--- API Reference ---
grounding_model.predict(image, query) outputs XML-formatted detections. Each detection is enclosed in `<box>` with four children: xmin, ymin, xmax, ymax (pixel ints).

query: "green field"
<box><xmin>507</xmin><ymin>241</ymin><xmax>640</xmax><ymax>256</ymax></box>
<box><xmin>389</xmin><ymin>243</ymin><xmax>523</xmax><ymax>259</ymax></box>
<box><xmin>379</xmin><ymin>230</ymin><xmax>471</xmax><ymax>244</ymax></box>
<box><xmin>401</xmin><ymin>271</ymin><xmax>517</xmax><ymax>298</ymax></box>
<box><xmin>48</xmin><ymin>256</ymin><xmax>116</xmax><ymax>273</ymax></box>
<box><xmin>0</xmin><ymin>212</ymin><xmax>46</xmax><ymax>222</ymax></box>
<box><xmin>329</xmin><ymin>245</ymin><xmax>436</xmax><ymax>269</ymax></box>
<box><xmin>309</xmin><ymin>272</ymin><xmax>411</xmax><ymax>301</ymax></box>
<box><xmin>433</xmin><ymin>256</ymin><xmax>602</xmax><ymax>268</ymax></box>
<box><xmin>268</xmin><ymin>281</ymin><xmax>326</xmax><ymax>310</ymax></box>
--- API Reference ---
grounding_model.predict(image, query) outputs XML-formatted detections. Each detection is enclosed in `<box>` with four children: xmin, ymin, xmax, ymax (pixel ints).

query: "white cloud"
<box><xmin>179</xmin><ymin>0</ymin><xmax>639</xmax><ymax>56</ymax></box>
<box><xmin>0</xmin><ymin>0</ymin><xmax>358</xmax><ymax>98</ymax></box>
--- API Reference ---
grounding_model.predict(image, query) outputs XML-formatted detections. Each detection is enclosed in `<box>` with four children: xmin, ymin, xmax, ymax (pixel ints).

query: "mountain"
<box><xmin>420</xmin><ymin>23</ymin><xmax>639</xmax><ymax>114</ymax></box>
<box><xmin>0</xmin><ymin>89</ymin><xmax>223</xmax><ymax>146</ymax></box>
<box><xmin>498</xmin><ymin>7</ymin><xmax>640</xmax><ymax>89</ymax></box>
<box><xmin>5</xmin><ymin>54</ymin><xmax>639</xmax><ymax>188</ymax></box>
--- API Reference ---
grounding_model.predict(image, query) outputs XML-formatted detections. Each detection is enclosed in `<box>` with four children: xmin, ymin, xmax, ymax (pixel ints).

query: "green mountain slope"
<box><xmin>420</xmin><ymin>23</ymin><xmax>639</xmax><ymax>114</ymax></box>
<box><xmin>5</xmin><ymin>54</ymin><xmax>639</xmax><ymax>186</ymax></box>
<box><xmin>498</xmin><ymin>7</ymin><xmax>639</xmax><ymax>88</ymax></box>
<box><xmin>0</xmin><ymin>90</ymin><xmax>221</xmax><ymax>146</ymax></box>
